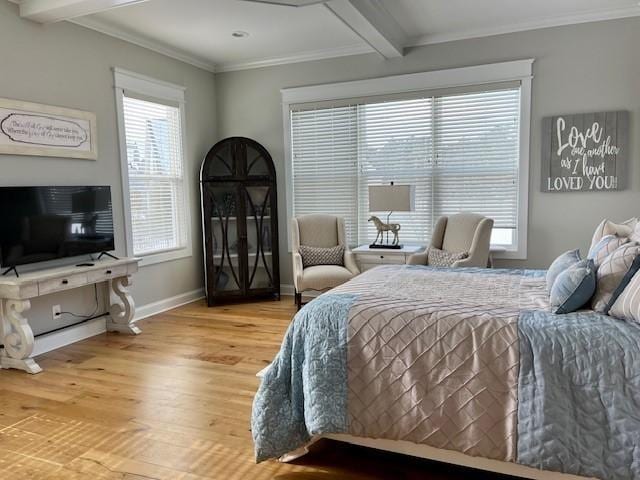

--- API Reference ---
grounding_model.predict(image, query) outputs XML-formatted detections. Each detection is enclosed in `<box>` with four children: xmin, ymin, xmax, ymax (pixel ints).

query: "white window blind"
<box><xmin>290</xmin><ymin>86</ymin><xmax>521</xmax><ymax>248</ymax></box>
<box><xmin>121</xmin><ymin>95</ymin><xmax>188</xmax><ymax>256</ymax></box>
<box><xmin>433</xmin><ymin>89</ymin><xmax>520</xmax><ymax>245</ymax></box>
<box><xmin>291</xmin><ymin>106</ymin><xmax>358</xmax><ymax>241</ymax></box>
<box><xmin>357</xmin><ymin>98</ymin><xmax>433</xmax><ymax>244</ymax></box>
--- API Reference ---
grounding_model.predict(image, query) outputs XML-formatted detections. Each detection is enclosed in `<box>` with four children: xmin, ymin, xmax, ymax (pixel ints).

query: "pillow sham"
<box><xmin>591</xmin><ymin>243</ymin><xmax>640</xmax><ymax>313</ymax></box>
<box><xmin>609</xmin><ymin>265</ymin><xmax>640</xmax><ymax>324</ymax></box>
<box><xmin>546</xmin><ymin>249</ymin><xmax>581</xmax><ymax>292</ymax></box>
<box><xmin>590</xmin><ymin>218</ymin><xmax>638</xmax><ymax>251</ymax></box>
<box><xmin>427</xmin><ymin>247</ymin><xmax>468</xmax><ymax>267</ymax></box>
<box><xmin>299</xmin><ymin>245</ymin><xmax>344</xmax><ymax>268</ymax></box>
<box><xmin>588</xmin><ymin>234</ymin><xmax>629</xmax><ymax>268</ymax></box>
<box><xmin>550</xmin><ymin>259</ymin><xmax>597</xmax><ymax>314</ymax></box>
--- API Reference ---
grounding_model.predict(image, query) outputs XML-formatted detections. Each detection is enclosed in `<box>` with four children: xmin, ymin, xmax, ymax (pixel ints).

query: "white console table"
<box><xmin>0</xmin><ymin>257</ymin><xmax>140</xmax><ymax>374</ymax></box>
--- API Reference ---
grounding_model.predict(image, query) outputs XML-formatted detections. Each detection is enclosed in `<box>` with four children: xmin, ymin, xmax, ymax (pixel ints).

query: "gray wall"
<box><xmin>216</xmin><ymin>17</ymin><xmax>640</xmax><ymax>285</ymax></box>
<box><xmin>0</xmin><ymin>2</ymin><xmax>216</xmax><ymax>335</ymax></box>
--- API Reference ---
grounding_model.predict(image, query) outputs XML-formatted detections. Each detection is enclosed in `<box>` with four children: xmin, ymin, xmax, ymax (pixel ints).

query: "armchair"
<box><xmin>408</xmin><ymin>213</ymin><xmax>494</xmax><ymax>268</ymax></box>
<box><xmin>291</xmin><ymin>214</ymin><xmax>359</xmax><ymax>309</ymax></box>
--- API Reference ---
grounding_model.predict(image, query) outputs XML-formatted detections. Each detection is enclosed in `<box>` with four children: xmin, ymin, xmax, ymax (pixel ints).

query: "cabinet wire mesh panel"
<box><xmin>200</xmin><ymin>137</ymin><xmax>280</xmax><ymax>306</ymax></box>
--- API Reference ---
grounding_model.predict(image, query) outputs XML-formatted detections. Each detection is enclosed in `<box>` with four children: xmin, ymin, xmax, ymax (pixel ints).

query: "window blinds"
<box><xmin>290</xmin><ymin>86</ymin><xmax>521</xmax><ymax>247</ymax></box>
<box><xmin>357</xmin><ymin>98</ymin><xmax>433</xmax><ymax>244</ymax></box>
<box><xmin>122</xmin><ymin>95</ymin><xmax>187</xmax><ymax>256</ymax></box>
<box><xmin>291</xmin><ymin>106</ymin><xmax>358</xmax><ymax>241</ymax></box>
<box><xmin>433</xmin><ymin>89</ymin><xmax>520</xmax><ymax>230</ymax></box>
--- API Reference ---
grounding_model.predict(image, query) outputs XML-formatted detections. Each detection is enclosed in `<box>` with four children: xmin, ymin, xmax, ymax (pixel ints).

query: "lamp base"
<box><xmin>369</xmin><ymin>243</ymin><xmax>403</xmax><ymax>250</ymax></box>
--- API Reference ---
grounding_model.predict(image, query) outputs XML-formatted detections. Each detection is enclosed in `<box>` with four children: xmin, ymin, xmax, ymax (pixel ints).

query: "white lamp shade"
<box><xmin>369</xmin><ymin>185</ymin><xmax>414</xmax><ymax>212</ymax></box>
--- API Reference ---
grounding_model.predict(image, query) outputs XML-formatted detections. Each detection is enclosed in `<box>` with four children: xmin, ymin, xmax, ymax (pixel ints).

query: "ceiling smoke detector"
<box><xmin>239</xmin><ymin>0</ymin><xmax>328</xmax><ymax>6</ymax></box>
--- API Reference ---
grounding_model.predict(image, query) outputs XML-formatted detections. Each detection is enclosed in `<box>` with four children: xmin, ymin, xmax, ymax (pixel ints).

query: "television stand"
<box><xmin>1</xmin><ymin>266</ymin><xmax>18</xmax><ymax>278</ymax></box>
<box><xmin>0</xmin><ymin>257</ymin><xmax>140</xmax><ymax>374</ymax></box>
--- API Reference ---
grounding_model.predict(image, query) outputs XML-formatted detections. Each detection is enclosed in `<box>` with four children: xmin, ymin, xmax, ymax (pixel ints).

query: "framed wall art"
<box><xmin>541</xmin><ymin>110</ymin><xmax>628</xmax><ymax>192</ymax></box>
<box><xmin>0</xmin><ymin>98</ymin><xmax>97</xmax><ymax>160</ymax></box>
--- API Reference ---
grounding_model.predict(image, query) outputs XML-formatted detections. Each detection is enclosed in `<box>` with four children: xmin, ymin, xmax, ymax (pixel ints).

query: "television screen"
<box><xmin>0</xmin><ymin>186</ymin><xmax>115</xmax><ymax>267</ymax></box>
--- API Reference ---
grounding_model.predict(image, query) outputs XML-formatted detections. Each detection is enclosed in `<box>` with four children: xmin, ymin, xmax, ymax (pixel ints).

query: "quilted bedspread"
<box><xmin>252</xmin><ymin>265</ymin><xmax>640</xmax><ymax>479</ymax></box>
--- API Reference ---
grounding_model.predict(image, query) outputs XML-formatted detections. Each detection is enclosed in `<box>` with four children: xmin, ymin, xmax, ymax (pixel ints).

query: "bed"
<box><xmin>252</xmin><ymin>265</ymin><xmax>640</xmax><ymax>479</ymax></box>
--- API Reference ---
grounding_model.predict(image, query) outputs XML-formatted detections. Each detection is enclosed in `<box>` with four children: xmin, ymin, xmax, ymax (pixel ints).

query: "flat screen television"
<box><xmin>0</xmin><ymin>186</ymin><xmax>115</xmax><ymax>268</ymax></box>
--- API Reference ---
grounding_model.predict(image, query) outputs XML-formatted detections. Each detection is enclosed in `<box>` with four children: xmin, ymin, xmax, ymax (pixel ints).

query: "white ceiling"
<box><xmin>21</xmin><ymin>0</ymin><xmax>640</xmax><ymax>72</ymax></box>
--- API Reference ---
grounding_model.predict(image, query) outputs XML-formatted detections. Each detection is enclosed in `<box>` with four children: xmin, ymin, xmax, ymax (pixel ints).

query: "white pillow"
<box><xmin>590</xmin><ymin>218</ymin><xmax>638</xmax><ymax>251</ymax></box>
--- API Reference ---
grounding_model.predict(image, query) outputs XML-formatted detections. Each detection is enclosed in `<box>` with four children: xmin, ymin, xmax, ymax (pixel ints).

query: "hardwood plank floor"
<box><xmin>0</xmin><ymin>298</ymin><xmax>513</xmax><ymax>479</ymax></box>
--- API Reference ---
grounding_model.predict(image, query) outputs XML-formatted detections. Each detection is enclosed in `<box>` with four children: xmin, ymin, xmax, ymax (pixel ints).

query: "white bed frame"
<box><xmin>256</xmin><ymin>366</ymin><xmax>593</xmax><ymax>480</ymax></box>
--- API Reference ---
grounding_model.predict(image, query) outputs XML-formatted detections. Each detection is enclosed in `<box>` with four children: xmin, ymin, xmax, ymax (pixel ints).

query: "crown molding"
<box><xmin>10</xmin><ymin>0</ymin><xmax>638</xmax><ymax>74</ymax></box>
<box><xmin>408</xmin><ymin>5</ymin><xmax>640</xmax><ymax>48</ymax></box>
<box><xmin>68</xmin><ymin>16</ymin><xmax>217</xmax><ymax>72</ymax></box>
<box><xmin>216</xmin><ymin>43</ymin><xmax>373</xmax><ymax>73</ymax></box>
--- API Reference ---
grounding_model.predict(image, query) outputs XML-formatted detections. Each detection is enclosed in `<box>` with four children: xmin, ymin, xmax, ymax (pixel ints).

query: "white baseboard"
<box><xmin>33</xmin><ymin>316</ymin><xmax>107</xmax><ymax>357</ymax></box>
<box><xmin>134</xmin><ymin>288</ymin><xmax>205</xmax><ymax>321</ymax></box>
<box><xmin>33</xmin><ymin>288</ymin><xmax>205</xmax><ymax>357</ymax></box>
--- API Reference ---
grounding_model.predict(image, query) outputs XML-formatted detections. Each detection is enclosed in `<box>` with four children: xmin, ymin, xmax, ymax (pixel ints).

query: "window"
<box><xmin>114</xmin><ymin>69</ymin><xmax>191</xmax><ymax>265</ymax></box>
<box><xmin>285</xmin><ymin>61</ymin><xmax>532</xmax><ymax>259</ymax></box>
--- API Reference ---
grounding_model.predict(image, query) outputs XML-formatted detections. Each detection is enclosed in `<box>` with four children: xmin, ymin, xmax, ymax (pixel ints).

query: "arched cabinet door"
<box><xmin>200</xmin><ymin>137</ymin><xmax>279</xmax><ymax>306</ymax></box>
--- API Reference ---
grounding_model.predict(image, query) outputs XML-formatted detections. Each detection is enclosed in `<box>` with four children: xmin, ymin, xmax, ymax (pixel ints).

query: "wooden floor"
<box><xmin>0</xmin><ymin>297</ymin><xmax>513</xmax><ymax>479</ymax></box>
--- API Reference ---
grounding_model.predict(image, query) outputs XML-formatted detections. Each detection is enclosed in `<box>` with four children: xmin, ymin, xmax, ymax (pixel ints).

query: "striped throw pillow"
<box><xmin>588</xmin><ymin>234</ymin><xmax>629</xmax><ymax>268</ymax></box>
<box><xmin>591</xmin><ymin>243</ymin><xmax>640</xmax><ymax>313</ymax></box>
<box><xmin>609</xmin><ymin>265</ymin><xmax>640</xmax><ymax>323</ymax></box>
<box><xmin>299</xmin><ymin>245</ymin><xmax>344</xmax><ymax>268</ymax></box>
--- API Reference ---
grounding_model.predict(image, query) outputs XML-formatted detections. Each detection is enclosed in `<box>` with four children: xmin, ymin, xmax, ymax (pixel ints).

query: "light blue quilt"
<box><xmin>252</xmin><ymin>266</ymin><xmax>640</xmax><ymax>479</ymax></box>
<box><xmin>518</xmin><ymin>309</ymin><xmax>640</xmax><ymax>479</ymax></box>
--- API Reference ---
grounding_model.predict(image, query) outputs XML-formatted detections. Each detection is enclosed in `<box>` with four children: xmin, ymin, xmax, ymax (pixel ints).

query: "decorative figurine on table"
<box><xmin>368</xmin><ymin>216</ymin><xmax>401</xmax><ymax>247</ymax></box>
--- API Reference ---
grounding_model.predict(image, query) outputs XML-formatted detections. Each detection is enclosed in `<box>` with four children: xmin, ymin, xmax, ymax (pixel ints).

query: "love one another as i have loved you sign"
<box><xmin>542</xmin><ymin>111</ymin><xmax>628</xmax><ymax>192</ymax></box>
<box><xmin>0</xmin><ymin>98</ymin><xmax>97</xmax><ymax>160</ymax></box>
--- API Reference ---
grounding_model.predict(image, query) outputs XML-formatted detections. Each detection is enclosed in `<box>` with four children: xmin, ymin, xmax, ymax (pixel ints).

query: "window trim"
<box><xmin>113</xmin><ymin>68</ymin><xmax>192</xmax><ymax>267</ymax></box>
<box><xmin>282</xmin><ymin>59</ymin><xmax>533</xmax><ymax>260</ymax></box>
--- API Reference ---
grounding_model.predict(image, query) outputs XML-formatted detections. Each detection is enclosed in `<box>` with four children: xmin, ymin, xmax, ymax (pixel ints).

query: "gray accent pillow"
<box><xmin>546</xmin><ymin>249</ymin><xmax>581</xmax><ymax>292</ymax></box>
<box><xmin>550</xmin><ymin>259</ymin><xmax>597</xmax><ymax>314</ymax></box>
<box><xmin>299</xmin><ymin>245</ymin><xmax>344</xmax><ymax>268</ymax></box>
<box><xmin>591</xmin><ymin>243</ymin><xmax>640</xmax><ymax>313</ymax></box>
<box><xmin>427</xmin><ymin>247</ymin><xmax>468</xmax><ymax>267</ymax></box>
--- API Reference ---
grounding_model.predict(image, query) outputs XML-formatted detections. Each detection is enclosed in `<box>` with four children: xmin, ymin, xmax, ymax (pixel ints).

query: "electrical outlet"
<box><xmin>52</xmin><ymin>305</ymin><xmax>62</xmax><ymax>319</ymax></box>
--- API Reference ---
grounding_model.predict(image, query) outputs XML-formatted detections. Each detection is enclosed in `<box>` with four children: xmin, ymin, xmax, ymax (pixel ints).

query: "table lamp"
<box><xmin>368</xmin><ymin>182</ymin><xmax>414</xmax><ymax>249</ymax></box>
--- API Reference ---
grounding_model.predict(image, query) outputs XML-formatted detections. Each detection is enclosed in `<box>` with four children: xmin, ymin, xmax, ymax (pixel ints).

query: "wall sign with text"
<box><xmin>541</xmin><ymin>111</ymin><xmax>628</xmax><ymax>192</ymax></box>
<box><xmin>0</xmin><ymin>98</ymin><xmax>97</xmax><ymax>160</ymax></box>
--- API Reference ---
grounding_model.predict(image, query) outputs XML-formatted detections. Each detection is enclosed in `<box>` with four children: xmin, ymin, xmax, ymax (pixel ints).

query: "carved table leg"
<box><xmin>0</xmin><ymin>299</ymin><xmax>42</xmax><ymax>374</ymax></box>
<box><xmin>108</xmin><ymin>276</ymin><xmax>141</xmax><ymax>335</ymax></box>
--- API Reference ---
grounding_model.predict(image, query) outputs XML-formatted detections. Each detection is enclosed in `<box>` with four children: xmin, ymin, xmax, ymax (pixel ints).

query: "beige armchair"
<box><xmin>291</xmin><ymin>214</ymin><xmax>359</xmax><ymax>309</ymax></box>
<box><xmin>408</xmin><ymin>213</ymin><xmax>494</xmax><ymax>268</ymax></box>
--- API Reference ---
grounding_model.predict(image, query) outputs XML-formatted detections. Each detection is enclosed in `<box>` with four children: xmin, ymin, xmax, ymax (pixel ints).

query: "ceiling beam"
<box><xmin>325</xmin><ymin>0</ymin><xmax>406</xmax><ymax>58</ymax></box>
<box><xmin>19</xmin><ymin>0</ymin><xmax>149</xmax><ymax>23</ymax></box>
